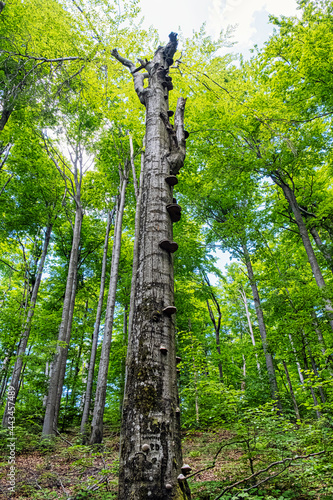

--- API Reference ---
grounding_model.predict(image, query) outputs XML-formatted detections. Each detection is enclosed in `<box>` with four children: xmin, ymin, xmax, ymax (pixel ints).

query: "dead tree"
<box><xmin>112</xmin><ymin>33</ymin><xmax>191</xmax><ymax>499</ymax></box>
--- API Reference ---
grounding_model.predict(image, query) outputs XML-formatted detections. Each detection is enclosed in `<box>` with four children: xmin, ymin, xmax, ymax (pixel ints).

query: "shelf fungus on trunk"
<box><xmin>166</xmin><ymin>202</ymin><xmax>181</xmax><ymax>222</ymax></box>
<box><xmin>181</xmin><ymin>464</ymin><xmax>192</xmax><ymax>475</ymax></box>
<box><xmin>163</xmin><ymin>305</ymin><xmax>177</xmax><ymax>316</ymax></box>
<box><xmin>159</xmin><ymin>239</ymin><xmax>179</xmax><ymax>253</ymax></box>
<box><xmin>165</xmin><ymin>175</ymin><xmax>178</xmax><ymax>186</ymax></box>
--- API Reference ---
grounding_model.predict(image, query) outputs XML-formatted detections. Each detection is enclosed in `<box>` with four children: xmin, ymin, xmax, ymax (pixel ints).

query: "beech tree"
<box><xmin>112</xmin><ymin>33</ymin><xmax>191</xmax><ymax>499</ymax></box>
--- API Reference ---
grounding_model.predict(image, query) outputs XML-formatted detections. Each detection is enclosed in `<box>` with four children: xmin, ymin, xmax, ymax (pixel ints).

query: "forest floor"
<box><xmin>0</xmin><ymin>425</ymin><xmax>332</xmax><ymax>500</ymax></box>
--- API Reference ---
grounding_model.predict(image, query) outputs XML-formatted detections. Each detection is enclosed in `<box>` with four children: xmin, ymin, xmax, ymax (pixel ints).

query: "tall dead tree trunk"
<box><xmin>112</xmin><ymin>33</ymin><xmax>190</xmax><ymax>499</ymax></box>
<box><xmin>89</xmin><ymin>172</ymin><xmax>128</xmax><ymax>444</ymax></box>
<box><xmin>242</xmin><ymin>244</ymin><xmax>280</xmax><ymax>406</ymax></box>
<box><xmin>2</xmin><ymin>224</ymin><xmax>53</xmax><ymax>428</ymax></box>
<box><xmin>80</xmin><ymin>209</ymin><xmax>114</xmax><ymax>439</ymax></box>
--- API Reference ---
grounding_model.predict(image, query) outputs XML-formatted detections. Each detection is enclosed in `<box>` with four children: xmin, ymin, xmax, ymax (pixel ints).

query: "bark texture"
<box><xmin>112</xmin><ymin>34</ymin><xmax>190</xmax><ymax>500</ymax></box>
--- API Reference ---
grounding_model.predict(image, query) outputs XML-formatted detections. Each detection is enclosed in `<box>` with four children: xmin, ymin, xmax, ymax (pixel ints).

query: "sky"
<box><xmin>138</xmin><ymin>0</ymin><xmax>300</xmax><ymax>59</ymax></box>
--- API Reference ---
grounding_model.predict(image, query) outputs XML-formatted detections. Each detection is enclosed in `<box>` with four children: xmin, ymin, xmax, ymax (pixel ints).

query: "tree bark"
<box><xmin>2</xmin><ymin>224</ymin><xmax>53</xmax><ymax>428</ymax></box>
<box><xmin>242</xmin><ymin>243</ymin><xmax>280</xmax><ymax>405</ymax></box>
<box><xmin>113</xmin><ymin>34</ymin><xmax>190</xmax><ymax>499</ymax></box>
<box><xmin>42</xmin><ymin>205</ymin><xmax>83</xmax><ymax>437</ymax></box>
<box><xmin>90</xmin><ymin>175</ymin><xmax>128</xmax><ymax>444</ymax></box>
<box><xmin>80</xmin><ymin>209</ymin><xmax>113</xmax><ymax>438</ymax></box>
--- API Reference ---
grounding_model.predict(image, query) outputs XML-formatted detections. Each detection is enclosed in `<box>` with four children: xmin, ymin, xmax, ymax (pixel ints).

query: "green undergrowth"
<box><xmin>0</xmin><ymin>405</ymin><xmax>332</xmax><ymax>499</ymax></box>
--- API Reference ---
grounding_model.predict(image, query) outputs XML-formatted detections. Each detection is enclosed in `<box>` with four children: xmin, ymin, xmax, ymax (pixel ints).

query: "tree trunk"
<box><xmin>128</xmin><ymin>151</ymin><xmax>144</xmax><ymax>343</ymax></box>
<box><xmin>241</xmin><ymin>354</ymin><xmax>246</xmax><ymax>391</ymax></box>
<box><xmin>309</xmin><ymin>226</ymin><xmax>333</xmax><ymax>275</ymax></box>
<box><xmin>80</xmin><ymin>209</ymin><xmax>113</xmax><ymax>438</ymax></box>
<box><xmin>273</xmin><ymin>175</ymin><xmax>333</xmax><ymax>332</ymax></box>
<box><xmin>90</xmin><ymin>176</ymin><xmax>127</xmax><ymax>444</ymax></box>
<box><xmin>53</xmin><ymin>271</ymin><xmax>77</xmax><ymax>430</ymax></box>
<box><xmin>282</xmin><ymin>360</ymin><xmax>301</xmax><ymax>421</ymax></box>
<box><xmin>239</xmin><ymin>286</ymin><xmax>261</xmax><ymax>374</ymax></box>
<box><xmin>242</xmin><ymin>243</ymin><xmax>280</xmax><ymax>405</ymax></box>
<box><xmin>205</xmin><ymin>284</ymin><xmax>223</xmax><ymax>382</ymax></box>
<box><xmin>302</xmin><ymin>349</ymin><xmax>321</xmax><ymax>419</ymax></box>
<box><xmin>42</xmin><ymin>205</ymin><xmax>83</xmax><ymax>437</ymax></box>
<box><xmin>113</xmin><ymin>34</ymin><xmax>190</xmax><ymax>499</ymax></box>
<box><xmin>2</xmin><ymin>224</ymin><xmax>53</xmax><ymax>428</ymax></box>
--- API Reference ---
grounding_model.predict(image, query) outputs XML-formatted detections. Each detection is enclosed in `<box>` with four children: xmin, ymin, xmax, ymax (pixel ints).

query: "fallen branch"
<box><xmin>214</xmin><ymin>451</ymin><xmax>325</xmax><ymax>500</ymax></box>
<box><xmin>186</xmin><ymin>439</ymin><xmax>249</xmax><ymax>480</ymax></box>
<box><xmin>54</xmin><ymin>428</ymin><xmax>73</xmax><ymax>446</ymax></box>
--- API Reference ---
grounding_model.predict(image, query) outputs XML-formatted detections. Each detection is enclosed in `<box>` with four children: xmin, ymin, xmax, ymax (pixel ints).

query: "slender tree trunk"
<box><xmin>273</xmin><ymin>176</ymin><xmax>333</xmax><ymax>332</ymax></box>
<box><xmin>113</xmin><ymin>34</ymin><xmax>190</xmax><ymax>499</ymax></box>
<box><xmin>206</xmin><ymin>294</ymin><xmax>223</xmax><ymax>382</ymax></box>
<box><xmin>282</xmin><ymin>360</ymin><xmax>301</xmax><ymax>421</ymax></box>
<box><xmin>302</xmin><ymin>350</ymin><xmax>321</xmax><ymax>419</ymax></box>
<box><xmin>288</xmin><ymin>333</ymin><xmax>304</xmax><ymax>384</ymax></box>
<box><xmin>80</xmin><ymin>209</ymin><xmax>113</xmax><ymax>438</ymax></box>
<box><xmin>2</xmin><ymin>224</ymin><xmax>53</xmax><ymax>428</ymax></box>
<box><xmin>307</xmin><ymin>344</ymin><xmax>326</xmax><ymax>404</ymax></box>
<box><xmin>90</xmin><ymin>176</ymin><xmax>128</xmax><ymax>444</ymax></box>
<box><xmin>53</xmin><ymin>272</ymin><xmax>77</xmax><ymax>430</ymax></box>
<box><xmin>239</xmin><ymin>286</ymin><xmax>261</xmax><ymax>374</ymax></box>
<box><xmin>42</xmin><ymin>205</ymin><xmax>83</xmax><ymax>437</ymax></box>
<box><xmin>241</xmin><ymin>354</ymin><xmax>246</xmax><ymax>391</ymax></box>
<box><xmin>242</xmin><ymin>243</ymin><xmax>280</xmax><ymax>405</ymax></box>
<box><xmin>309</xmin><ymin>226</ymin><xmax>333</xmax><ymax>275</ymax></box>
<box><xmin>128</xmin><ymin>151</ymin><xmax>144</xmax><ymax>343</ymax></box>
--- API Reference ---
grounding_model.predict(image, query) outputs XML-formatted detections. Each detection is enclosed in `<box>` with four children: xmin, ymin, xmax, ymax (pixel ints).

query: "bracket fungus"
<box><xmin>166</xmin><ymin>203</ymin><xmax>181</xmax><ymax>222</ymax></box>
<box><xmin>159</xmin><ymin>240</ymin><xmax>178</xmax><ymax>253</ymax></box>
<box><xmin>162</xmin><ymin>305</ymin><xmax>177</xmax><ymax>316</ymax></box>
<box><xmin>160</xmin><ymin>345</ymin><xmax>168</xmax><ymax>354</ymax></box>
<box><xmin>181</xmin><ymin>464</ymin><xmax>192</xmax><ymax>475</ymax></box>
<box><xmin>141</xmin><ymin>444</ymin><xmax>150</xmax><ymax>452</ymax></box>
<box><xmin>165</xmin><ymin>175</ymin><xmax>178</xmax><ymax>186</ymax></box>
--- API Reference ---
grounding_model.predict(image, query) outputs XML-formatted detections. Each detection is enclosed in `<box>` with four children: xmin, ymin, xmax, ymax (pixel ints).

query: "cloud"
<box><xmin>207</xmin><ymin>0</ymin><xmax>299</xmax><ymax>55</ymax></box>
